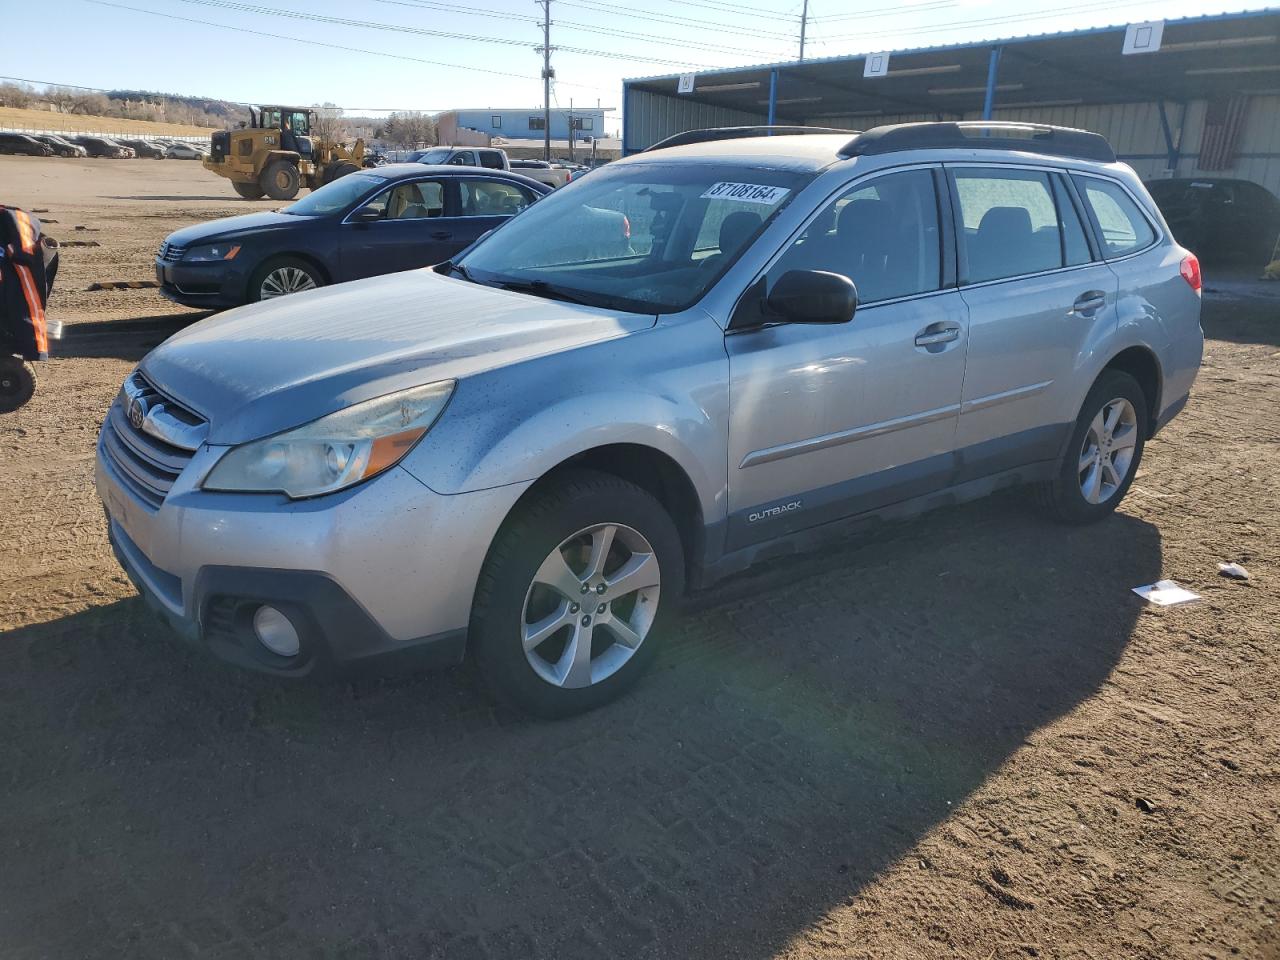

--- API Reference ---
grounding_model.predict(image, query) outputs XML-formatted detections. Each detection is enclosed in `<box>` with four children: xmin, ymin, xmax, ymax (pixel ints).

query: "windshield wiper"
<box><xmin>493</xmin><ymin>278</ymin><xmax>594</xmax><ymax>306</ymax></box>
<box><xmin>445</xmin><ymin>260</ymin><xmax>477</xmax><ymax>283</ymax></box>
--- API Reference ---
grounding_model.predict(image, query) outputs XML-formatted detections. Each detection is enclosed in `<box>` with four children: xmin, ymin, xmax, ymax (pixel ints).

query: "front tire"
<box><xmin>249</xmin><ymin>256</ymin><xmax>322</xmax><ymax>302</ymax></box>
<box><xmin>323</xmin><ymin>161</ymin><xmax>360</xmax><ymax>185</ymax></box>
<box><xmin>1040</xmin><ymin>370</ymin><xmax>1148</xmax><ymax>524</ymax></box>
<box><xmin>260</xmin><ymin>160</ymin><xmax>300</xmax><ymax>201</ymax></box>
<box><xmin>0</xmin><ymin>357</ymin><xmax>37</xmax><ymax>413</ymax></box>
<box><xmin>233</xmin><ymin>181</ymin><xmax>266</xmax><ymax>200</ymax></box>
<box><xmin>471</xmin><ymin>470</ymin><xmax>685</xmax><ymax>718</ymax></box>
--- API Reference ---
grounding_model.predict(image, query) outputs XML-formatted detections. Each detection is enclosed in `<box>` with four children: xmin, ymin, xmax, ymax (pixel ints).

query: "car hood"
<box><xmin>166</xmin><ymin>211</ymin><xmax>312</xmax><ymax>246</ymax></box>
<box><xmin>140</xmin><ymin>269</ymin><xmax>656</xmax><ymax>444</ymax></box>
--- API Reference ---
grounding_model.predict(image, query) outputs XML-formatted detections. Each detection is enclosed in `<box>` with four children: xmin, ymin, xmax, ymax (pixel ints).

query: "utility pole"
<box><xmin>568</xmin><ymin>97</ymin><xmax>574</xmax><ymax>164</ymax></box>
<box><xmin>539</xmin><ymin>0</ymin><xmax>552</xmax><ymax>162</ymax></box>
<box><xmin>798</xmin><ymin>0</ymin><xmax>809</xmax><ymax>62</ymax></box>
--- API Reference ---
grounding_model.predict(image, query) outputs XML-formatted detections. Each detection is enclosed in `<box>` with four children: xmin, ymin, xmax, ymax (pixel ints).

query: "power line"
<box><xmin>813</xmin><ymin>0</ymin><xmax>1173</xmax><ymax>43</ymax></box>
<box><xmin>170</xmin><ymin>0</ymin><xmax>713</xmax><ymax>66</ymax></box>
<box><xmin>538</xmin><ymin>0</ymin><xmax>800</xmax><ymax>42</ymax></box>
<box><xmin>81</xmin><ymin>0</ymin><xmax>626</xmax><ymax>87</ymax></box>
<box><xmin>374</xmin><ymin>0</ymin><xmax>791</xmax><ymax>58</ymax></box>
<box><xmin>807</xmin><ymin>0</ymin><xmax>955</xmax><ymax>24</ymax></box>
<box><xmin>651</xmin><ymin>0</ymin><xmax>798</xmax><ymax>18</ymax></box>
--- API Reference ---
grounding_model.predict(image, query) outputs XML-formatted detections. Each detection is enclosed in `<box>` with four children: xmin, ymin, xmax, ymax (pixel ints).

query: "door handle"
<box><xmin>430</xmin><ymin>231</ymin><xmax>452</xmax><ymax>240</ymax></box>
<box><xmin>1071</xmin><ymin>291</ymin><xmax>1107</xmax><ymax>316</ymax></box>
<box><xmin>914</xmin><ymin>326</ymin><xmax>960</xmax><ymax>347</ymax></box>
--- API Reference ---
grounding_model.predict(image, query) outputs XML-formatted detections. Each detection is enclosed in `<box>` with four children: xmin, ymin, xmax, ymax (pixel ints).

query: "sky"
<box><xmin>0</xmin><ymin>0</ymin><xmax>1267</xmax><ymax>136</ymax></box>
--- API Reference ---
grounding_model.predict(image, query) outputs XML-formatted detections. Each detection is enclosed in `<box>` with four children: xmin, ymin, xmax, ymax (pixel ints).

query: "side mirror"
<box><xmin>351</xmin><ymin>207</ymin><xmax>383</xmax><ymax>223</ymax></box>
<box><xmin>765</xmin><ymin>269</ymin><xmax>857</xmax><ymax>324</ymax></box>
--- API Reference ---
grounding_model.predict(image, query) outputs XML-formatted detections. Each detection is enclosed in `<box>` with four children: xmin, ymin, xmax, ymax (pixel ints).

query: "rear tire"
<box><xmin>0</xmin><ymin>357</ymin><xmax>37</xmax><ymax>413</ymax></box>
<box><xmin>233</xmin><ymin>181</ymin><xmax>266</xmax><ymax>200</ymax></box>
<box><xmin>260</xmin><ymin>160</ymin><xmax>300</xmax><ymax>201</ymax></box>
<box><xmin>1039</xmin><ymin>370</ymin><xmax>1148</xmax><ymax>524</ymax></box>
<box><xmin>471</xmin><ymin>470</ymin><xmax>685</xmax><ymax>718</ymax></box>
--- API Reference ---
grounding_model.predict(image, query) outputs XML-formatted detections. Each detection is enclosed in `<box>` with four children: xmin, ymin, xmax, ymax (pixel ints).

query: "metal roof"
<box><xmin>624</xmin><ymin>8</ymin><xmax>1280</xmax><ymax>121</ymax></box>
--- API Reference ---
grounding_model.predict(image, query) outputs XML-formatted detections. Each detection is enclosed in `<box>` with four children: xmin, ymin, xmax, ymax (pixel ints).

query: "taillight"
<box><xmin>622</xmin><ymin>214</ymin><xmax>631</xmax><ymax>240</ymax></box>
<box><xmin>1180</xmin><ymin>253</ymin><xmax>1202</xmax><ymax>293</ymax></box>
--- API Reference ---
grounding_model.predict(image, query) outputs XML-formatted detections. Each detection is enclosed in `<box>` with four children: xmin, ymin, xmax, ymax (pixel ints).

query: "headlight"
<box><xmin>203</xmin><ymin>381</ymin><xmax>454</xmax><ymax>498</ymax></box>
<box><xmin>184</xmin><ymin>242</ymin><xmax>241</xmax><ymax>262</ymax></box>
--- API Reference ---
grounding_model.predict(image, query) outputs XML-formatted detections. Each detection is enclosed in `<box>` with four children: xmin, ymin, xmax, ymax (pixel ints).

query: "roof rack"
<box><xmin>644</xmin><ymin>125</ymin><xmax>858</xmax><ymax>152</ymax></box>
<box><xmin>839</xmin><ymin>122</ymin><xmax>1116</xmax><ymax>163</ymax></box>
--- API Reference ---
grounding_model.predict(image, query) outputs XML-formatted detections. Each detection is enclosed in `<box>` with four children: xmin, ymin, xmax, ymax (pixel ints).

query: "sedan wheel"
<box><xmin>522</xmin><ymin>522</ymin><xmax>661</xmax><ymax>689</ymax></box>
<box><xmin>258</xmin><ymin>265</ymin><xmax>318</xmax><ymax>300</ymax></box>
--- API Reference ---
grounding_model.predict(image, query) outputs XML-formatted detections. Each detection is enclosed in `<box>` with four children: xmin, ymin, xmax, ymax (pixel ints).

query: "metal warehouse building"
<box><xmin>622</xmin><ymin>9</ymin><xmax>1280</xmax><ymax>197</ymax></box>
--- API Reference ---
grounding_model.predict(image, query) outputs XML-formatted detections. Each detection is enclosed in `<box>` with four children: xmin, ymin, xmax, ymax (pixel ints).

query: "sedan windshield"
<box><xmin>457</xmin><ymin>162</ymin><xmax>812</xmax><ymax>313</ymax></box>
<box><xmin>283</xmin><ymin>172</ymin><xmax>388</xmax><ymax>216</ymax></box>
<box><xmin>409</xmin><ymin>148</ymin><xmax>452</xmax><ymax>164</ymax></box>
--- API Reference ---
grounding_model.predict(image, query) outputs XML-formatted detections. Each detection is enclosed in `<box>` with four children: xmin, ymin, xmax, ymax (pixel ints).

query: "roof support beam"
<box><xmin>982</xmin><ymin>45</ymin><xmax>1003</xmax><ymax>120</ymax></box>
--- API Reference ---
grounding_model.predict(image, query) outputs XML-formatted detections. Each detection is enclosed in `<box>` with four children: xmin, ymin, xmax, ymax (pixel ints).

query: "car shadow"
<box><xmin>0</xmin><ymin>495</ymin><xmax>1161</xmax><ymax>958</ymax></box>
<box><xmin>1200</xmin><ymin>278</ymin><xmax>1280</xmax><ymax>348</ymax></box>
<box><xmin>56</xmin><ymin>313</ymin><xmax>214</xmax><ymax>359</ymax></box>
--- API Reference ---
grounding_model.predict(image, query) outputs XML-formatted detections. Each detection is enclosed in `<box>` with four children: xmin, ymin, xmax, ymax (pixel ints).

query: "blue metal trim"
<box><xmin>768</xmin><ymin>68</ymin><xmax>778</xmax><ymax>127</ymax></box>
<box><xmin>982</xmin><ymin>46</ymin><xmax>1003</xmax><ymax>121</ymax></box>
<box><xmin>1157</xmin><ymin>101</ymin><xmax>1176</xmax><ymax>168</ymax></box>
<box><xmin>622</xmin><ymin>82</ymin><xmax>633</xmax><ymax>157</ymax></box>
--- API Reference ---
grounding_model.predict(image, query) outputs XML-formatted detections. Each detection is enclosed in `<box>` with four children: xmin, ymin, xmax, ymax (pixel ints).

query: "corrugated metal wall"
<box><xmin>623</xmin><ymin>89</ymin><xmax>766</xmax><ymax>154</ymax></box>
<box><xmin>627</xmin><ymin>88</ymin><xmax>1280</xmax><ymax>196</ymax></box>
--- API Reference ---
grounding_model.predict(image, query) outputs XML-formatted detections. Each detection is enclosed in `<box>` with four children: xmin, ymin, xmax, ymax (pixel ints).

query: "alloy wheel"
<box><xmin>521</xmin><ymin>522</ymin><xmax>661</xmax><ymax>689</ymax></box>
<box><xmin>259</xmin><ymin>267</ymin><xmax>317</xmax><ymax>299</ymax></box>
<box><xmin>1078</xmin><ymin>397</ymin><xmax>1138</xmax><ymax>504</ymax></box>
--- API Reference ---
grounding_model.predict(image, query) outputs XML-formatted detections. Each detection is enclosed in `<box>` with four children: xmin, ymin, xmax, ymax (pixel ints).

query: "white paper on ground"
<box><xmin>1132</xmin><ymin>579</ymin><xmax>1201</xmax><ymax>606</ymax></box>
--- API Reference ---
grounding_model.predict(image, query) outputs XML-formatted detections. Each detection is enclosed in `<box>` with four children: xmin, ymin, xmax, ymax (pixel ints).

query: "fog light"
<box><xmin>252</xmin><ymin>605</ymin><xmax>301</xmax><ymax>658</ymax></box>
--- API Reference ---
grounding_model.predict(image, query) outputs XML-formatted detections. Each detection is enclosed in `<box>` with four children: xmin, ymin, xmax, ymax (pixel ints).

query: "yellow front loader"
<box><xmin>205</xmin><ymin>106</ymin><xmax>365</xmax><ymax>201</ymax></box>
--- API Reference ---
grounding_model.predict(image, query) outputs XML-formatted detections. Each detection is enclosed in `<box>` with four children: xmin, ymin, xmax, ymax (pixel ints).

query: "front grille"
<box><xmin>102</xmin><ymin>372</ymin><xmax>206</xmax><ymax>510</ymax></box>
<box><xmin>158</xmin><ymin>240</ymin><xmax>186</xmax><ymax>262</ymax></box>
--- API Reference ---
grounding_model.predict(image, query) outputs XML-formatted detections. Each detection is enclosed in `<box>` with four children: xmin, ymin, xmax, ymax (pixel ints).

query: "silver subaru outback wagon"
<box><xmin>97</xmin><ymin>122</ymin><xmax>1203</xmax><ymax>716</ymax></box>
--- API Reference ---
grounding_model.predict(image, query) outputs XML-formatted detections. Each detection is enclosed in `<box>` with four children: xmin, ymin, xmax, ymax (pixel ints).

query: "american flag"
<box><xmin>1198</xmin><ymin>95</ymin><xmax>1250</xmax><ymax>171</ymax></box>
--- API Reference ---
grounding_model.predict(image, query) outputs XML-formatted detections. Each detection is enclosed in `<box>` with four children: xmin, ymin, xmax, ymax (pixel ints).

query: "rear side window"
<box><xmin>478</xmin><ymin>151</ymin><xmax>505</xmax><ymax>170</ymax></box>
<box><xmin>460</xmin><ymin>179</ymin><xmax>532</xmax><ymax>216</ymax></box>
<box><xmin>1073</xmin><ymin>176</ymin><xmax>1157</xmax><ymax>258</ymax></box>
<box><xmin>952</xmin><ymin>169</ymin><xmax>1065</xmax><ymax>283</ymax></box>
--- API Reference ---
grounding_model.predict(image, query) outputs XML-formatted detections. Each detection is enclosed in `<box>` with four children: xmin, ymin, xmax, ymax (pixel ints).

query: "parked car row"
<box><xmin>0</xmin><ymin>131</ymin><xmax>209</xmax><ymax>160</ymax></box>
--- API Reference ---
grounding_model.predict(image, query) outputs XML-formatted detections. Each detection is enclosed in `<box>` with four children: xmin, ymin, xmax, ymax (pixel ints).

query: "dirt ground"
<box><xmin>1</xmin><ymin>156</ymin><xmax>1277</xmax><ymax>959</ymax></box>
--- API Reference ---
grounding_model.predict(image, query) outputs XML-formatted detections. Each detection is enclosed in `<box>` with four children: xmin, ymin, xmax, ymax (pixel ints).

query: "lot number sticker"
<box><xmin>701</xmin><ymin>182</ymin><xmax>791</xmax><ymax>205</ymax></box>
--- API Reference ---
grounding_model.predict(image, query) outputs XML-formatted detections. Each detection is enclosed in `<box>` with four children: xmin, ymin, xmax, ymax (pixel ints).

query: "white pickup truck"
<box><xmin>508</xmin><ymin>159</ymin><xmax>574</xmax><ymax>189</ymax></box>
<box><xmin>405</xmin><ymin>146</ymin><xmax>574</xmax><ymax>189</ymax></box>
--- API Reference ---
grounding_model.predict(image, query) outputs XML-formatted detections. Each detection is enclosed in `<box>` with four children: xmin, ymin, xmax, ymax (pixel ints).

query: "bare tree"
<box><xmin>0</xmin><ymin>82</ymin><xmax>34</xmax><ymax>109</ymax></box>
<box><xmin>310</xmin><ymin>102</ymin><xmax>348</xmax><ymax>143</ymax></box>
<box><xmin>382</xmin><ymin>111</ymin><xmax>436</xmax><ymax>148</ymax></box>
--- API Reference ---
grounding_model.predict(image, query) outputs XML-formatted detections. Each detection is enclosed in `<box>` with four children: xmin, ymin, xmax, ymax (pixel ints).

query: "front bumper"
<box><xmin>97</xmin><ymin>430</ymin><xmax>531</xmax><ymax>677</ymax></box>
<box><xmin>155</xmin><ymin>256</ymin><xmax>250</xmax><ymax>308</ymax></box>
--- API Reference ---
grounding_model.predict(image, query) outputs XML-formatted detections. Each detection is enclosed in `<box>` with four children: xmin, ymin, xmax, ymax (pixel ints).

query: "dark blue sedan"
<box><xmin>155</xmin><ymin>165</ymin><xmax>551</xmax><ymax>307</ymax></box>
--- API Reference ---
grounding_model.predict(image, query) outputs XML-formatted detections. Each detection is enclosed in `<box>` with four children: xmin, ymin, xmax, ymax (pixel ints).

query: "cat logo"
<box><xmin>747</xmin><ymin>500</ymin><xmax>803</xmax><ymax>523</ymax></box>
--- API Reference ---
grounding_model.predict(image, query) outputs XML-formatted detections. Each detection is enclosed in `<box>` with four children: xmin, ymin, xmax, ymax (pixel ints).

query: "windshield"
<box><xmin>457</xmin><ymin>161</ymin><xmax>812</xmax><ymax>313</ymax></box>
<box><xmin>409</xmin><ymin>148</ymin><xmax>453</xmax><ymax>164</ymax></box>
<box><xmin>283</xmin><ymin>172</ymin><xmax>388</xmax><ymax>216</ymax></box>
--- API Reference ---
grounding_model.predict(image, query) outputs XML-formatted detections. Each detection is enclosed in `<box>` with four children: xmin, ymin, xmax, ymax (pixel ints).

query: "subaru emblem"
<box><xmin>128</xmin><ymin>397</ymin><xmax>147</xmax><ymax>430</ymax></box>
